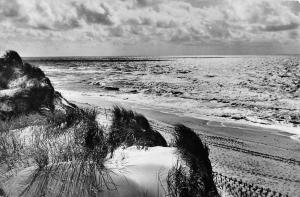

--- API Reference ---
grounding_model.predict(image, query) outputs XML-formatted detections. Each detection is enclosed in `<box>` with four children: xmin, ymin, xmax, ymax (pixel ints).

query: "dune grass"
<box><xmin>2</xmin><ymin>51</ymin><xmax>23</xmax><ymax>66</ymax></box>
<box><xmin>0</xmin><ymin>61</ymin><xmax>14</xmax><ymax>89</ymax></box>
<box><xmin>0</xmin><ymin>113</ymin><xmax>47</xmax><ymax>133</ymax></box>
<box><xmin>107</xmin><ymin>106</ymin><xmax>167</xmax><ymax>155</ymax></box>
<box><xmin>0</xmin><ymin>51</ymin><xmax>23</xmax><ymax>89</ymax></box>
<box><xmin>23</xmin><ymin>63</ymin><xmax>46</xmax><ymax>79</ymax></box>
<box><xmin>0</xmin><ymin>183</ymin><xmax>5</xmax><ymax>197</ymax></box>
<box><xmin>174</xmin><ymin>124</ymin><xmax>211</xmax><ymax>174</ymax></box>
<box><xmin>0</xmin><ymin>105</ymin><xmax>219</xmax><ymax>197</ymax></box>
<box><xmin>0</xmin><ymin>106</ymin><xmax>111</xmax><ymax>196</ymax></box>
<box><xmin>167</xmin><ymin>124</ymin><xmax>219</xmax><ymax>197</ymax></box>
<box><xmin>0</xmin><ymin>50</ymin><xmax>56</xmax><ymax>120</ymax></box>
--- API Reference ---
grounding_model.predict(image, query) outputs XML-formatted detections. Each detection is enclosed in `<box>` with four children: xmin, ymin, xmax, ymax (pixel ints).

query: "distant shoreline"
<box><xmin>22</xmin><ymin>54</ymin><xmax>300</xmax><ymax>61</ymax></box>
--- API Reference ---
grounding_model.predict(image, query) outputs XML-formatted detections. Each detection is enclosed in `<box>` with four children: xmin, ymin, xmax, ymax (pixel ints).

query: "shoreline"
<box><xmin>58</xmin><ymin>89</ymin><xmax>300</xmax><ymax>143</ymax></box>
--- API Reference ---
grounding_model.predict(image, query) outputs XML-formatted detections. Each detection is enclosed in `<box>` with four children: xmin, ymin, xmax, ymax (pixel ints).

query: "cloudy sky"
<box><xmin>0</xmin><ymin>0</ymin><xmax>300</xmax><ymax>56</ymax></box>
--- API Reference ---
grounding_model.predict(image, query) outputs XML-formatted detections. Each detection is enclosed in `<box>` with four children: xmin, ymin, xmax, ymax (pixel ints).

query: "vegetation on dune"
<box><xmin>0</xmin><ymin>104</ymin><xmax>222</xmax><ymax>197</ymax></box>
<box><xmin>23</xmin><ymin>63</ymin><xmax>46</xmax><ymax>79</ymax></box>
<box><xmin>0</xmin><ymin>51</ymin><xmax>40</xmax><ymax>89</ymax></box>
<box><xmin>0</xmin><ymin>106</ymin><xmax>289</xmax><ymax>197</ymax></box>
<box><xmin>174</xmin><ymin>124</ymin><xmax>212</xmax><ymax>175</ymax></box>
<box><xmin>167</xmin><ymin>124</ymin><xmax>219</xmax><ymax>197</ymax></box>
<box><xmin>0</xmin><ymin>98</ymin><xmax>171</xmax><ymax>195</ymax></box>
<box><xmin>0</xmin><ymin>51</ymin><xmax>218</xmax><ymax>196</ymax></box>
<box><xmin>0</xmin><ymin>187</ymin><xmax>5</xmax><ymax>197</ymax></box>
<box><xmin>0</xmin><ymin>102</ymin><xmax>220</xmax><ymax>197</ymax></box>
<box><xmin>2</xmin><ymin>50</ymin><xmax>23</xmax><ymax>66</ymax></box>
<box><xmin>20</xmin><ymin>118</ymin><xmax>111</xmax><ymax>197</ymax></box>
<box><xmin>0</xmin><ymin>113</ymin><xmax>46</xmax><ymax>132</ymax></box>
<box><xmin>107</xmin><ymin>106</ymin><xmax>167</xmax><ymax>155</ymax></box>
<box><xmin>46</xmin><ymin>107</ymin><xmax>83</xmax><ymax>129</ymax></box>
<box><xmin>0</xmin><ymin>106</ymin><xmax>111</xmax><ymax>197</ymax></box>
<box><xmin>0</xmin><ymin>65</ymin><xmax>13</xmax><ymax>90</ymax></box>
<box><xmin>0</xmin><ymin>51</ymin><xmax>56</xmax><ymax>120</ymax></box>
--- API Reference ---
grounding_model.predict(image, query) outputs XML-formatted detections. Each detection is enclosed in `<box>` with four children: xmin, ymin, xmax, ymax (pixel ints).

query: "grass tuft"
<box><xmin>108</xmin><ymin>106</ymin><xmax>167</xmax><ymax>154</ymax></box>
<box><xmin>0</xmin><ymin>186</ymin><xmax>5</xmax><ymax>197</ymax></box>
<box><xmin>0</xmin><ymin>113</ymin><xmax>46</xmax><ymax>132</ymax></box>
<box><xmin>174</xmin><ymin>124</ymin><xmax>210</xmax><ymax>173</ymax></box>
<box><xmin>167</xmin><ymin>161</ymin><xmax>192</xmax><ymax>197</ymax></box>
<box><xmin>167</xmin><ymin>124</ymin><xmax>219</xmax><ymax>197</ymax></box>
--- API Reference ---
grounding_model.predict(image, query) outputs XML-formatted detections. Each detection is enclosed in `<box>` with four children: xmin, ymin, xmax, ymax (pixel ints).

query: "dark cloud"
<box><xmin>136</xmin><ymin>0</ymin><xmax>162</xmax><ymax>7</ymax></box>
<box><xmin>110</xmin><ymin>26</ymin><xmax>124</xmax><ymax>37</ymax></box>
<box><xmin>0</xmin><ymin>0</ymin><xmax>28</xmax><ymax>24</ymax></box>
<box><xmin>34</xmin><ymin>23</ymin><xmax>52</xmax><ymax>30</ymax></box>
<box><xmin>136</xmin><ymin>0</ymin><xmax>148</xmax><ymax>7</ymax></box>
<box><xmin>73</xmin><ymin>3</ymin><xmax>114</xmax><ymax>25</ymax></box>
<box><xmin>289</xmin><ymin>31</ymin><xmax>299</xmax><ymax>39</ymax></box>
<box><xmin>125</xmin><ymin>17</ymin><xmax>153</xmax><ymax>26</ymax></box>
<box><xmin>130</xmin><ymin>26</ymin><xmax>142</xmax><ymax>35</ymax></box>
<box><xmin>170</xmin><ymin>29</ymin><xmax>192</xmax><ymax>43</ymax></box>
<box><xmin>126</xmin><ymin>18</ymin><xmax>140</xmax><ymax>26</ymax></box>
<box><xmin>260</xmin><ymin>22</ymin><xmax>299</xmax><ymax>32</ymax></box>
<box><xmin>0</xmin><ymin>0</ymin><xmax>20</xmax><ymax>18</ymax></box>
<box><xmin>140</xmin><ymin>17</ymin><xmax>153</xmax><ymax>25</ymax></box>
<box><xmin>283</xmin><ymin>1</ymin><xmax>300</xmax><ymax>14</ymax></box>
<box><xmin>53</xmin><ymin>18</ymin><xmax>81</xmax><ymax>30</ymax></box>
<box><xmin>33</xmin><ymin>2</ymin><xmax>81</xmax><ymax>31</ymax></box>
<box><xmin>156</xmin><ymin>20</ymin><xmax>177</xmax><ymax>28</ymax></box>
<box><xmin>183</xmin><ymin>0</ymin><xmax>222</xmax><ymax>8</ymax></box>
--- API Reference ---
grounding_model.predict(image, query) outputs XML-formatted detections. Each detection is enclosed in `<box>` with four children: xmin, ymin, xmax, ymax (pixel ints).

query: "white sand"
<box><xmin>3</xmin><ymin>146</ymin><xmax>182</xmax><ymax>197</ymax></box>
<box><xmin>105</xmin><ymin>146</ymin><xmax>181</xmax><ymax>197</ymax></box>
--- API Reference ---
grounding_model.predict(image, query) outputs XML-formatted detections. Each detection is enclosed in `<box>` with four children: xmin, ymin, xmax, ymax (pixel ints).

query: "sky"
<box><xmin>0</xmin><ymin>0</ymin><xmax>300</xmax><ymax>56</ymax></box>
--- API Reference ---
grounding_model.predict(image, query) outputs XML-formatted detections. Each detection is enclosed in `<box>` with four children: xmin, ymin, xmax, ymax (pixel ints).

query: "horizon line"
<box><xmin>21</xmin><ymin>53</ymin><xmax>300</xmax><ymax>58</ymax></box>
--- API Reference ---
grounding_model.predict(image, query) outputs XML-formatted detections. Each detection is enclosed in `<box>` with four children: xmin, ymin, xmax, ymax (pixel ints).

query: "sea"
<box><xmin>25</xmin><ymin>55</ymin><xmax>300</xmax><ymax>131</ymax></box>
